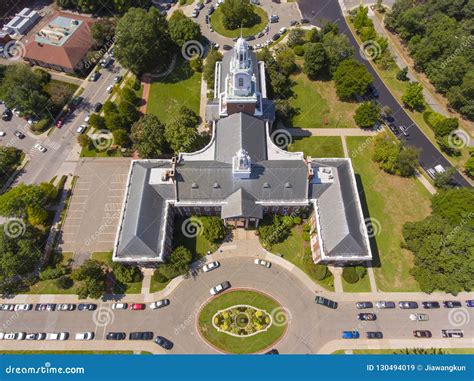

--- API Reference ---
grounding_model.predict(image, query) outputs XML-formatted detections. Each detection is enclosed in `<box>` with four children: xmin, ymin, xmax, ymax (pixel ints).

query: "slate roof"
<box><xmin>221</xmin><ymin>188</ymin><xmax>263</xmax><ymax>219</ymax></box>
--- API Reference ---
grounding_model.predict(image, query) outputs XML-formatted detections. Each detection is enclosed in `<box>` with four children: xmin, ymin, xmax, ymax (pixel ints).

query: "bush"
<box><xmin>342</xmin><ymin>267</ymin><xmax>359</xmax><ymax>283</ymax></box>
<box><xmin>293</xmin><ymin>45</ymin><xmax>304</xmax><ymax>56</ymax></box>
<box><xmin>302</xmin><ymin>231</ymin><xmax>310</xmax><ymax>241</ymax></box>
<box><xmin>189</xmin><ymin>55</ymin><xmax>203</xmax><ymax>72</ymax></box>
<box><xmin>292</xmin><ymin>216</ymin><xmax>302</xmax><ymax>225</ymax></box>
<box><xmin>153</xmin><ymin>269</ymin><xmax>169</xmax><ymax>283</ymax></box>
<box><xmin>313</xmin><ymin>264</ymin><xmax>328</xmax><ymax>280</ymax></box>
<box><xmin>355</xmin><ymin>265</ymin><xmax>367</xmax><ymax>279</ymax></box>
<box><xmin>179</xmin><ymin>0</ymin><xmax>185</xmax><ymax>4</ymax></box>
<box><xmin>202</xmin><ymin>216</ymin><xmax>226</xmax><ymax>243</ymax></box>
<box><xmin>31</xmin><ymin>118</ymin><xmax>50</xmax><ymax>133</ymax></box>
<box><xmin>39</xmin><ymin>267</ymin><xmax>66</xmax><ymax>280</ymax></box>
<box><xmin>302</xmin><ymin>223</ymin><xmax>310</xmax><ymax>232</ymax></box>
<box><xmin>396</xmin><ymin>67</ymin><xmax>409</xmax><ymax>81</ymax></box>
<box><xmin>112</xmin><ymin>263</ymin><xmax>142</xmax><ymax>283</ymax></box>
<box><xmin>56</xmin><ymin>275</ymin><xmax>73</xmax><ymax>289</ymax></box>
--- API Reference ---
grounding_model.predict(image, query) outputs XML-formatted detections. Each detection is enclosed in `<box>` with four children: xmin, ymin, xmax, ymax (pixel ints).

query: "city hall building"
<box><xmin>113</xmin><ymin>38</ymin><xmax>372</xmax><ymax>266</ymax></box>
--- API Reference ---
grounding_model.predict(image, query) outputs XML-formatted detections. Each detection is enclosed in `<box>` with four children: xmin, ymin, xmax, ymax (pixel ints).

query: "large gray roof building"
<box><xmin>113</xmin><ymin>39</ymin><xmax>372</xmax><ymax>265</ymax></box>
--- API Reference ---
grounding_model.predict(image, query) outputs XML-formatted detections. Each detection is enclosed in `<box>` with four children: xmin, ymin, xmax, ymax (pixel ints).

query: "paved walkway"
<box><xmin>329</xmin><ymin>266</ymin><xmax>344</xmax><ymax>293</ymax></box>
<box><xmin>140</xmin><ymin>268</ymin><xmax>154</xmax><ymax>295</ymax></box>
<box><xmin>367</xmin><ymin>266</ymin><xmax>378</xmax><ymax>293</ymax></box>
<box><xmin>286</xmin><ymin>127</ymin><xmax>379</xmax><ymax>137</ymax></box>
<box><xmin>140</xmin><ymin>74</ymin><xmax>152</xmax><ymax>114</ymax></box>
<box><xmin>341</xmin><ymin>136</ymin><xmax>349</xmax><ymax>158</ymax></box>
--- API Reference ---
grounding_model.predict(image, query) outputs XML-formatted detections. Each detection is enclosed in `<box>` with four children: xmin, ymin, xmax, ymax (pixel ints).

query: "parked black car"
<box><xmin>443</xmin><ymin>301</ymin><xmax>462</xmax><ymax>308</ymax></box>
<box><xmin>356</xmin><ymin>302</ymin><xmax>373</xmax><ymax>309</ymax></box>
<box><xmin>265</xmin><ymin>349</ymin><xmax>279</xmax><ymax>354</ymax></box>
<box><xmin>130</xmin><ymin>331</ymin><xmax>154</xmax><ymax>340</ymax></box>
<box><xmin>358</xmin><ymin>313</ymin><xmax>377</xmax><ymax>321</ymax></box>
<box><xmin>315</xmin><ymin>296</ymin><xmax>338</xmax><ymax>309</ymax></box>
<box><xmin>422</xmin><ymin>301</ymin><xmax>440</xmax><ymax>309</ymax></box>
<box><xmin>154</xmin><ymin>336</ymin><xmax>173</xmax><ymax>350</ymax></box>
<box><xmin>399</xmin><ymin>301</ymin><xmax>419</xmax><ymax>309</ymax></box>
<box><xmin>2</xmin><ymin>109</ymin><xmax>12</xmax><ymax>121</ymax></box>
<box><xmin>223</xmin><ymin>44</ymin><xmax>233</xmax><ymax>50</ymax></box>
<box><xmin>366</xmin><ymin>331</ymin><xmax>383</xmax><ymax>339</ymax></box>
<box><xmin>93</xmin><ymin>102</ymin><xmax>103</xmax><ymax>113</ymax></box>
<box><xmin>14</xmin><ymin>131</ymin><xmax>25</xmax><ymax>139</ymax></box>
<box><xmin>106</xmin><ymin>332</ymin><xmax>126</xmax><ymax>340</ymax></box>
<box><xmin>78</xmin><ymin>303</ymin><xmax>97</xmax><ymax>311</ymax></box>
<box><xmin>272</xmin><ymin>33</ymin><xmax>281</xmax><ymax>41</ymax></box>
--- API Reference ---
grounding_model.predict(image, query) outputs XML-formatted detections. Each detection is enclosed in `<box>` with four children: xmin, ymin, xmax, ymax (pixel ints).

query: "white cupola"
<box><xmin>232</xmin><ymin>148</ymin><xmax>252</xmax><ymax>178</ymax></box>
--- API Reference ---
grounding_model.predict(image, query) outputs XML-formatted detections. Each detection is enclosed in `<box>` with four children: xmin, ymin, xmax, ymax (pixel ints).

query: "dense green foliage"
<box><xmin>220</xmin><ymin>0</ymin><xmax>259</xmax><ymax>30</ymax></box>
<box><xmin>385</xmin><ymin>0</ymin><xmax>474</xmax><ymax>120</ymax></box>
<box><xmin>303</xmin><ymin>43</ymin><xmax>327</xmax><ymax>80</ymax></box>
<box><xmin>112</xmin><ymin>263</ymin><xmax>142</xmax><ymax>283</ymax></box>
<box><xmin>333</xmin><ymin>59</ymin><xmax>373</xmax><ymax>101</ymax></box>
<box><xmin>168</xmin><ymin>10</ymin><xmax>202</xmax><ymax>47</ymax></box>
<box><xmin>0</xmin><ymin>147</ymin><xmax>22</xmax><ymax>186</ymax></box>
<box><xmin>72</xmin><ymin>260</ymin><xmax>107</xmax><ymax>299</ymax></box>
<box><xmin>403</xmin><ymin>188</ymin><xmax>474</xmax><ymax>293</ymax></box>
<box><xmin>354</xmin><ymin>102</ymin><xmax>380</xmax><ymax>128</ymax></box>
<box><xmin>402</xmin><ymin>82</ymin><xmax>425</xmax><ymax>111</ymax></box>
<box><xmin>158</xmin><ymin>246</ymin><xmax>193</xmax><ymax>280</ymax></box>
<box><xmin>164</xmin><ymin>106</ymin><xmax>200</xmax><ymax>153</ymax></box>
<box><xmin>203</xmin><ymin>49</ymin><xmax>223</xmax><ymax>91</ymax></box>
<box><xmin>201</xmin><ymin>217</ymin><xmax>227</xmax><ymax>244</ymax></box>
<box><xmin>55</xmin><ymin>0</ymin><xmax>151</xmax><ymax>14</ymax></box>
<box><xmin>372</xmin><ymin>133</ymin><xmax>419</xmax><ymax>177</ymax></box>
<box><xmin>131</xmin><ymin>114</ymin><xmax>168</xmax><ymax>158</ymax></box>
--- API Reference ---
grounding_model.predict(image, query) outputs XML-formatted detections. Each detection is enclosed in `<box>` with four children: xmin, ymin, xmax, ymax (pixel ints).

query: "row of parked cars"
<box><xmin>0</xmin><ymin>331</ymin><xmax>90</xmax><ymax>341</ymax></box>
<box><xmin>356</xmin><ymin>300</ymin><xmax>473</xmax><ymax>309</ymax></box>
<box><xmin>0</xmin><ymin>300</ymin><xmax>171</xmax><ymax>312</ymax></box>
<box><xmin>341</xmin><ymin>329</ymin><xmax>465</xmax><ymax>340</ymax></box>
<box><xmin>105</xmin><ymin>332</ymin><xmax>173</xmax><ymax>349</ymax></box>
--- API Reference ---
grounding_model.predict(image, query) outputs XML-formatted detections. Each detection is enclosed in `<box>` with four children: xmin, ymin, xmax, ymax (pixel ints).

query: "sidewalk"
<box><xmin>286</xmin><ymin>127</ymin><xmax>379</xmax><ymax>137</ymax></box>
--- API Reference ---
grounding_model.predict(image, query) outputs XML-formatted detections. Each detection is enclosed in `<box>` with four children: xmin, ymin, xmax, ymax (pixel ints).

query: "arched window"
<box><xmin>238</xmin><ymin>77</ymin><xmax>244</xmax><ymax>87</ymax></box>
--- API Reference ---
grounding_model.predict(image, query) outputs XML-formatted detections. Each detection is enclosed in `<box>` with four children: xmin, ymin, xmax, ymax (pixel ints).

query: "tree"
<box><xmin>220</xmin><ymin>0</ymin><xmax>257</xmax><ymax>30</ymax></box>
<box><xmin>303</xmin><ymin>43</ymin><xmax>327</xmax><ymax>80</ymax></box>
<box><xmin>164</xmin><ymin>106</ymin><xmax>199</xmax><ymax>153</ymax></box>
<box><xmin>322</xmin><ymin>32</ymin><xmax>354</xmax><ymax>75</ymax></box>
<box><xmin>112</xmin><ymin>263</ymin><xmax>142</xmax><ymax>283</ymax></box>
<box><xmin>287</xmin><ymin>28</ymin><xmax>305</xmax><ymax>47</ymax></box>
<box><xmin>402</xmin><ymin>82</ymin><xmax>425</xmax><ymax>111</ymax></box>
<box><xmin>372</xmin><ymin>133</ymin><xmax>419</xmax><ymax>177</ymax></box>
<box><xmin>56</xmin><ymin>275</ymin><xmax>73</xmax><ymax>290</ymax></box>
<box><xmin>78</xmin><ymin>134</ymin><xmax>92</xmax><ymax>149</ymax></box>
<box><xmin>432</xmin><ymin>118</ymin><xmax>458</xmax><ymax>138</ymax></box>
<box><xmin>202</xmin><ymin>217</ymin><xmax>226</xmax><ymax>243</ymax></box>
<box><xmin>342</xmin><ymin>267</ymin><xmax>359</xmax><ymax>283</ymax></box>
<box><xmin>354</xmin><ymin>102</ymin><xmax>380</xmax><ymax>128</ymax></box>
<box><xmin>72</xmin><ymin>259</ymin><xmax>107</xmax><ymax>299</ymax></box>
<box><xmin>203</xmin><ymin>49</ymin><xmax>223</xmax><ymax>90</ymax></box>
<box><xmin>431</xmin><ymin>188</ymin><xmax>474</xmax><ymax>228</ymax></box>
<box><xmin>112</xmin><ymin>129</ymin><xmax>131</xmax><ymax>147</ymax></box>
<box><xmin>168</xmin><ymin>10</ymin><xmax>201</xmax><ymax>47</ymax></box>
<box><xmin>91</xmin><ymin>18</ymin><xmax>116</xmax><ymax>47</ymax></box>
<box><xmin>465</xmin><ymin>156</ymin><xmax>474</xmax><ymax>179</ymax></box>
<box><xmin>333</xmin><ymin>59</ymin><xmax>373</xmax><ymax>101</ymax></box>
<box><xmin>114</xmin><ymin>7</ymin><xmax>174</xmax><ymax>74</ymax></box>
<box><xmin>89</xmin><ymin>114</ymin><xmax>106</xmax><ymax>130</ymax></box>
<box><xmin>131</xmin><ymin>114</ymin><xmax>167</xmax><ymax>158</ymax></box>
<box><xmin>433</xmin><ymin>167</ymin><xmax>456</xmax><ymax>189</ymax></box>
<box><xmin>189</xmin><ymin>55</ymin><xmax>203</xmax><ymax>72</ymax></box>
<box><xmin>158</xmin><ymin>246</ymin><xmax>193</xmax><ymax>278</ymax></box>
<box><xmin>0</xmin><ymin>147</ymin><xmax>22</xmax><ymax>184</ymax></box>
<box><xmin>396</xmin><ymin>67</ymin><xmax>409</xmax><ymax>81</ymax></box>
<box><xmin>275</xmin><ymin>47</ymin><xmax>296</xmax><ymax>76</ymax></box>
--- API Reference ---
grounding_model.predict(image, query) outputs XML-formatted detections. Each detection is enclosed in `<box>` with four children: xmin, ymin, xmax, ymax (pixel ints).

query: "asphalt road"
<box><xmin>1</xmin><ymin>258</ymin><xmax>472</xmax><ymax>354</ymax></box>
<box><xmin>0</xmin><ymin>62</ymin><xmax>126</xmax><ymax>185</ymax></box>
<box><xmin>297</xmin><ymin>0</ymin><xmax>470</xmax><ymax>187</ymax></box>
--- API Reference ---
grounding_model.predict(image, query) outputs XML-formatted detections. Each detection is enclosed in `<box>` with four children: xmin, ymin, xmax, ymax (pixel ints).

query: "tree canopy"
<box><xmin>303</xmin><ymin>43</ymin><xmax>327</xmax><ymax>80</ymax></box>
<box><xmin>372</xmin><ymin>133</ymin><xmax>419</xmax><ymax>177</ymax></box>
<box><xmin>354</xmin><ymin>102</ymin><xmax>380</xmax><ymax>128</ymax></box>
<box><xmin>131</xmin><ymin>114</ymin><xmax>168</xmax><ymax>158</ymax></box>
<box><xmin>168</xmin><ymin>10</ymin><xmax>202</xmax><ymax>47</ymax></box>
<box><xmin>164</xmin><ymin>106</ymin><xmax>200</xmax><ymax>153</ymax></box>
<box><xmin>220</xmin><ymin>0</ymin><xmax>258</xmax><ymax>30</ymax></box>
<box><xmin>333</xmin><ymin>59</ymin><xmax>373</xmax><ymax>101</ymax></box>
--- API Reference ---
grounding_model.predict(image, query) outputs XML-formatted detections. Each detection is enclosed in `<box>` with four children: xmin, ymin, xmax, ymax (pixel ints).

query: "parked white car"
<box><xmin>112</xmin><ymin>303</ymin><xmax>128</xmax><ymax>310</ymax></box>
<box><xmin>26</xmin><ymin>333</ymin><xmax>46</xmax><ymax>340</ymax></box>
<box><xmin>46</xmin><ymin>332</ymin><xmax>68</xmax><ymax>340</ymax></box>
<box><xmin>254</xmin><ymin>259</ymin><xmax>271</xmax><ymax>268</ymax></box>
<box><xmin>14</xmin><ymin>304</ymin><xmax>33</xmax><ymax>311</ymax></box>
<box><xmin>106</xmin><ymin>84</ymin><xmax>114</xmax><ymax>93</ymax></box>
<box><xmin>410</xmin><ymin>313</ymin><xmax>429</xmax><ymax>321</ymax></box>
<box><xmin>0</xmin><ymin>131</ymin><xmax>5</xmax><ymax>137</ymax></box>
<box><xmin>75</xmin><ymin>332</ymin><xmax>94</xmax><ymax>340</ymax></box>
<box><xmin>76</xmin><ymin>125</ymin><xmax>87</xmax><ymax>134</ymax></box>
<box><xmin>210</xmin><ymin>281</ymin><xmax>231</xmax><ymax>295</ymax></box>
<box><xmin>150</xmin><ymin>299</ymin><xmax>170</xmax><ymax>309</ymax></box>
<box><xmin>34</xmin><ymin>143</ymin><xmax>47</xmax><ymax>153</ymax></box>
<box><xmin>202</xmin><ymin>261</ymin><xmax>220</xmax><ymax>273</ymax></box>
<box><xmin>84</xmin><ymin>114</ymin><xmax>90</xmax><ymax>123</ymax></box>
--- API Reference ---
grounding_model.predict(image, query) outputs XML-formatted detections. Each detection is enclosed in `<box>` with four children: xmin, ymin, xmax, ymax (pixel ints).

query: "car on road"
<box><xmin>254</xmin><ymin>258</ymin><xmax>271</xmax><ymax>268</ymax></box>
<box><xmin>14</xmin><ymin>304</ymin><xmax>32</xmax><ymax>311</ymax></box>
<box><xmin>0</xmin><ymin>304</ymin><xmax>15</xmax><ymax>311</ymax></box>
<box><xmin>27</xmin><ymin>116</ymin><xmax>38</xmax><ymax>125</ymax></box>
<box><xmin>71</xmin><ymin>96</ymin><xmax>83</xmax><ymax>107</ymax></box>
<box><xmin>409</xmin><ymin>313</ymin><xmax>429</xmax><ymax>321</ymax></box>
<box><xmin>93</xmin><ymin>102</ymin><xmax>103</xmax><ymax>113</ymax></box>
<box><xmin>57</xmin><ymin>303</ymin><xmax>76</xmax><ymax>311</ymax></box>
<box><xmin>208</xmin><ymin>5</ymin><xmax>214</xmax><ymax>14</ymax></box>
<box><xmin>210</xmin><ymin>281</ymin><xmax>231</xmax><ymax>295</ymax></box>
<box><xmin>129</xmin><ymin>331</ymin><xmax>154</xmax><ymax>340</ymax></box>
<box><xmin>375</xmin><ymin>301</ymin><xmax>396</xmax><ymax>309</ymax></box>
<box><xmin>46</xmin><ymin>332</ymin><xmax>69</xmax><ymax>340</ymax></box>
<box><xmin>356</xmin><ymin>301</ymin><xmax>373</xmax><ymax>309</ymax></box>
<box><xmin>290</xmin><ymin>20</ymin><xmax>298</xmax><ymax>26</ymax></box>
<box><xmin>34</xmin><ymin>143</ymin><xmax>47</xmax><ymax>153</ymax></box>
<box><xmin>443</xmin><ymin>301</ymin><xmax>462</xmax><ymax>308</ymax></box>
<box><xmin>366</xmin><ymin>331</ymin><xmax>383</xmax><ymax>339</ymax></box>
<box><xmin>14</xmin><ymin>131</ymin><xmax>25</xmax><ymax>139</ymax></box>
<box><xmin>106</xmin><ymin>332</ymin><xmax>126</xmax><ymax>340</ymax></box>
<box><xmin>129</xmin><ymin>303</ymin><xmax>146</xmax><ymax>311</ymax></box>
<box><xmin>270</xmin><ymin>15</ymin><xmax>279</xmax><ymax>23</ymax></box>
<box><xmin>100</xmin><ymin>56</ymin><xmax>112</xmax><ymax>68</ymax></box>
<box><xmin>25</xmin><ymin>333</ymin><xmax>46</xmax><ymax>340</ymax></box>
<box><xmin>35</xmin><ymin>303</ymin><xmax>56</xmax><ymax>311</ymax></box>
<box><xmin>358</xmin><ymin>313</ymin><xmax>376</xmax><ymax>321</ymax></box>
<box><xmin>2</xmin><ymin>109</ymin><xmax>12</xmax><ymax>121</ymax></box>
<box><xmin>89</xmin><ymin>72</ymin><xmax>101</xmax><ymax>82</ymax></box>
<box><xmin>114</xmin><ymin>75</ymin><xmax>123</xmax><ymax>83</ymax></box>
<box><xmin>257</xmin><ymin>32</ymin><xmax>264</xmax><ymax>38</ymax></box>
<box><xmin>112</xmin><ymin>303</ymin><xmax>128</xmax><ymax>310</ymax></box>
<box><xmin>426</xmin><ymin>164</ymin><xmax>445</xmax><ymax>179</ymax></box>
<box><xmin>279</xmin><ymin>27</ymin><xmax>287</xmax><ymax>34</ymax></box>
<box><xmin>300</xmin><ymin>18</ymin><xmax>310</xmax><ymax>24</ymax></box>
<box><xmin>202</xmin><ymin>261</ymin><xmax>220</xmax><ymax>272</ymax></box>
<box><xmin>75</xmin><ymin>332</ymin><xmax>94</xmax><ymax>340</ymax></box>
<box><xmin>78</xmin><ymin>303</ymin><xmax>97</xmax><ymax>311</ymax></box>
<box><xmin>342</xmin><ymin>331</ymin><xmax>360</xmax><ymax>339</ymax></box>
<box><xmin>413</xmin><ymin>330</ymin><xmax>432</xmax><ymax>338</ymax></box>
<box><xmin>150</xmin><ymin>299</ymin><xmax>169</xmax><ymax>309</ymax></box>
<box><xmin>422</xmin><ymin>301</ymin><xmax>440</xmax><ymax>309</ymax></box>
<box><xmin>0</xmin><ymin>131</ymin><xmax>5</xmax><ymax>137</ymax></box>
<box><xmin>223</xmin><ymin>44</ymin><xmax>232</xmax><ymax>50</ymax></box>
<box><xmin>76</xmin><ymin>125</ymin><xmax>87</xmax><ymax>134</ymax></box>
<box><xmin>154</xmin><ymin>335</ymin><xmax>173</xmax><ymax>350</ymax></box>
<box><xmin>56</xmin><ymin>118</ymin><xmax>64</xmax><ymax>128</ymax></box>
<box><xmin>314</xmin><ymin>296</ymin><xmax>338</xmax><ymax>309</ymax></box>
<box><xmin>265</xmin><ymin>349</ymin><xmax>279</xmax><ymax>354</ymax></box>
<box><xmin>106</xmin><ymin>84</ymin><xmax>114</xmax><ymax>93</ymax></box>
<box><xmin>84</xmin><ymin>114</ymin><xmax>90</xmax><ymax>123</ymax></box>
<box><xmin>399</xmin><ymin>301</ymin><xmax>418</xmax><ymax>309</ymax></box>
<box><xmin>441</xmin><ymin>329</ymin><xmax>463</xmax><ymax>338</ymax></box>
<box><xmin>387</xmin><ymin>123</ymin><xmax>399</xmax><ymax>135</ymax></box>
<box><xmin>272</xmin><ymin>33</ymin><xmax>281</xmax><ymax>41</ymax></box>
<box><xmin>466</xmin><ymin>300</ymin><xmax>474</xmax><ymax>307</ymax></box>
<box><xmin>191</xmin><ymin>10</ymin><xmax>199</xmax><ymax>17</ymax></box>
<box><xmin>399</xmin><ymin>125</ymin><xmax>409</xmax><ymax>136</ymax></box>
<box><xmin>14</xmin><ymin>332</ymin><xmax>26</xmax><ymax>340</ymax></box>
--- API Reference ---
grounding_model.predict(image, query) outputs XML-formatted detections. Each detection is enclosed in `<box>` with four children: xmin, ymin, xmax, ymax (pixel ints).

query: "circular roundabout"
<box><xmin>210</xmin><ymin>5</ymin><xmax>268</xmax><ymax>38</ymax></box>
<box><xmin>198</xmin><ymin>289</ymin><xmax>289</xmax><ymax>354</ymax></box>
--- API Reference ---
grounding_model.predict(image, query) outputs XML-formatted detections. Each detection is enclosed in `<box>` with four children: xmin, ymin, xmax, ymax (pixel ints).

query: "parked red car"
<box><xmin>129</xmin><ymin>303</ymin><xmax>145</xmax><ymax>311</ymax></box>
<box><xmin>56</xmin><ymin>118</ymin><xmax>64</xmax><ymax>128</ymax></box>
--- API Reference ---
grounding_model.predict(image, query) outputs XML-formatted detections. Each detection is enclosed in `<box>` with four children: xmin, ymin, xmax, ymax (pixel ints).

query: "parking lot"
<box><xmin>58</xmin><ymin>158</ymin><xmax>131</xmax><ymax>264</ymax></box>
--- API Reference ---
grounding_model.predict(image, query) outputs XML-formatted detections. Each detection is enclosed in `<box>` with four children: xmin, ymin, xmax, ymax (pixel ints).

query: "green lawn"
<box><xmin>346</xmin><ymin>137</ymin><xmax>432</xmax><ymax>291</ymax></box>
<box><xmin>44</xmin><ymin>79</ymin><xmax>79</xmax><ymax>102</ymax></box>
<box><xmin>150</xmin><ymin>277</ymin><xmax>171</xmax><ymax>294</ymax></box>
<box><xmin>270</xmin><ymin>225</ymin><xmax>335</xmax><ymax>291</ymax></box>
<box><xmin>289</xmin><ymin>136</ymin><xmax>345</xmax><ymax>158</ymax></box>
<box><xmin>147</xmin><ymin>61</ymin><xmax>201</xmax><ymax>124</ymax></box>
<box><xmin>26</xmin><ymin>252</ymin><xmax>78</xmax><ymax>295</ymax></box>
<box><xmin>173</xmin><ymin>217</ymin><xmax>219</xmax><ymax>259</ymax></box>
<box><xmin>342</xmin><ymin>274</ymin><xmax>372</xmax><ymax>292</ymax></box>
<box><xmin>210</xmin><ymin>5</ymin><xmax>268</xmax><ymax>38</ymax></box>
<box><xmin>289</xmin><ymin>72</ymin><xmax>359</xmax><ymax>129</ymax></box>
<box><xmin>198</xmin><ymin>290</ymin><xmax>286</xmax><ymax>354</ymax></box>
<box><xmin>80</xmin><ymin>146</ymin><xmax>120</xmax><ymax>158</ymax></box>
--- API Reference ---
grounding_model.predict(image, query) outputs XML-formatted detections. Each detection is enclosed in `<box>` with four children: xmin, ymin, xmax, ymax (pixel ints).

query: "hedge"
<box><xmin>342</xmin><ymin>266</ymin><xmax>359</xmax><ymax>283</ymax></box>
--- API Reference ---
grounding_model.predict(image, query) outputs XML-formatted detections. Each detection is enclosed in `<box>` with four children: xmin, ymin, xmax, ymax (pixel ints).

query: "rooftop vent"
<box><xmin>191</xmin><ymin>183</ymin><xmax>198</xmax><ymax>189</ymax></box>
<box><xmin>284</xmin><ymin>182</ymin><xmax>292</xmax><ymax>188</ymax></box>
<box><xmin>213</xmin><ymin>182</ymin><xmax>220</xmax><ymax>189</ymax></box>
<box><xmin>263</xmin><ymin>182</ymin><xmax>270</xmax><ymax>188</ymax></box>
